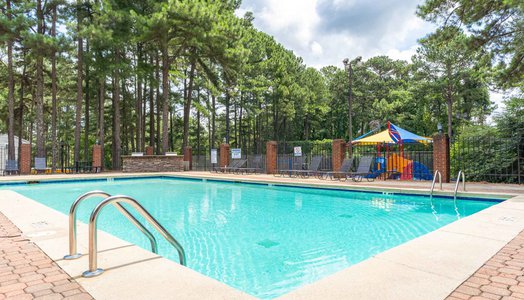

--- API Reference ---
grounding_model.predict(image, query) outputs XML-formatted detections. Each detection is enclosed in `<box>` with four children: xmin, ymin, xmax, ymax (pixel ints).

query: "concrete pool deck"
<box><xmin>0</xmin><ymin>171</ymin><xmax>523</xmax><ymax>299</ymax></box>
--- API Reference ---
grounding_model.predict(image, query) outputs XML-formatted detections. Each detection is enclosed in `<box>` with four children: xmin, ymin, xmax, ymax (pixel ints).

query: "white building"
<box><xmin>0</xmin><ymin>134</ymin><xmax>30</xmax><ymax>170</ymax></box>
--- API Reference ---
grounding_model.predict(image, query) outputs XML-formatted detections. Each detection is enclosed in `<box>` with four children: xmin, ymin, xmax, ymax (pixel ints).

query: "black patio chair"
<box><xmin>4</xmin><ymin>160</ymin><xmax>19</xmax><ymax>175</ymax></box>
<box><xmin>317</xmin><ymin>158</ymin><xmax>353</xmax><ymax>180</ymax></box>
<box><xmin>347</xmin><ymin>156</ymin><xmax>376</xmax><ymax>182</ymax></box>
<box><xmin>291</xmin><ymin>156</ymin><xmax>323</xmax><ymax>178</ymax></box>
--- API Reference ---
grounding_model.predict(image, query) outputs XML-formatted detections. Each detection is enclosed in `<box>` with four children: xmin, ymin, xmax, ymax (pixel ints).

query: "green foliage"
<box><xmin>0</xmin><ymin>0</ymin><xmax>517</xmax><ymax>176</ymax></box>
<box><xmin>417</xmin><ymin>0</ymin><xmax>524</xmax><ymax>88</ymax></box>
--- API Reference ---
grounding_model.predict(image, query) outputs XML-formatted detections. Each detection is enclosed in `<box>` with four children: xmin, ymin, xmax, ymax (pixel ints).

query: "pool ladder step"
<box><xmin>454</xmin><ymin>170</ymin><xmax>466</xmax><ymax>200</ymax></box>
<box><xmin>430</xmin><ymin>170</ymin><xmax>442</xmax><ymax>197</ymax></box>
<box><xmin>64</xmin><ymin>190</ymin><xmax>186</xmax><ymax>278</ymax></box>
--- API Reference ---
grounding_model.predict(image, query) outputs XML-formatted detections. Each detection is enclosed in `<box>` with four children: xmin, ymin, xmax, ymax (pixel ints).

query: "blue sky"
<box><xmin>238</xmin><ymin>0</ymin><xmax>505</xmax><ymax>117</ymax></box>
<box><xmin>238</xmin><ymin>0</ymin><xmax>435</xmax><ymax>68</ymax></box>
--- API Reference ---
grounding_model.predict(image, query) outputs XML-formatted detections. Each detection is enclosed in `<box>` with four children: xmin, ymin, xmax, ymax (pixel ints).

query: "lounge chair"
<box><xmin>213</xmin><ymin>159</ymin><xmax>243</xmax><ymax>173</ymax></box>
<box><xmin>347</xmin><ymin>156</ymin><xmax>376</xmax><ymax>182</ymax></box>
<box><xmin>4</xmin><ymin>160</ymin><xmax>19</xmax><ymax>175</ymax></box>
<box><xmin>317</xmin><ymin>158</ymin><xmax>353</xmax><ymax>180</ymax></box>
<box><xmin>277</xmin><ymin>156</ymin><xmax>305</xmax><ymax>177</ymax></box>
<box><xmin>292</xmin><ymin>156</ymin><xmax>323</xmax><ymax>178</ymax></box>
<box><xmin>35</xmin><ymin>157</ymin><xmax>47</xmax><ymax>174</ymax></box>
<box><xmin>229</xmin><ymin>159</ymin><xmax>248</xmax><ymax>174</ymax></box>
<box><xmin>233</xmin><ymin>155</ymin><xmax>263</xmax><ymax>174</ymax></box>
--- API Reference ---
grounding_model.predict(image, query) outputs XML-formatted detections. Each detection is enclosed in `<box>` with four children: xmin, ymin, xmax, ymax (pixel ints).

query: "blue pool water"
<box><xmin>2</xmin><ymin>177</ymin><xmax>498</xmax><ymax>299</ymax></box>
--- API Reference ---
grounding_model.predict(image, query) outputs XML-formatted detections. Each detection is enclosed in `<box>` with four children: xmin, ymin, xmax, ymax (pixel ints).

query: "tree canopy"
<box><xmin>0</xmin><ymin>0</ymin><xmax>521</xmax><ymax>170</ymax></box>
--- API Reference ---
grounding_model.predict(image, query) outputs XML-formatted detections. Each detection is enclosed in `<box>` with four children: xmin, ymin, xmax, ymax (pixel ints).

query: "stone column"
<box><xmin>183</xmin><ymin>146</ymin><xmax>192</xmax><ymax>171</ymax></box>
<box><xmin>145</xmin><ymin>146</ymin><xmax>154</xmax><ymax>156</ymax></box>
<box><xmin>219</xmin><ymin>144</ymin><xmax>230</xmax><ymax>168</ymax></box>
<box><xmin>92</xmin><ymin>145</ymin><xmax>102</xmax><ymax>173</ymax></box>
<box><xmin>433</xmin><ymin>133</ymin><xmax>450</xmax><ymax>183</ymax></box>
<box><xmin>266</xmin><ymin>141</ymin><xmax>278</xmax><ymax>174</ymax></box>
<box><xmin>20</xmin><ymin>143</ymin><xmax>31</xmax><ymax>175</ymax></box>
<box><xmin>332</xmin><ymin>139</ymin><xmax>347</xmax><ymax>171</ymax></box>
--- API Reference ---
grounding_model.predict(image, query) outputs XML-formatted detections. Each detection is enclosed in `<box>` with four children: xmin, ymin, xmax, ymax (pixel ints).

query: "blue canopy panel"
<box><xmin>389</xmin><ymin>122</ymin><xmax>431</xmax><ymax>144</ymax></box>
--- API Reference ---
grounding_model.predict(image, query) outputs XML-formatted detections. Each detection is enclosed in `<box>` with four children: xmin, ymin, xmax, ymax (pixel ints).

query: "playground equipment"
<box><xmin>353</xmin><ymin>122</ymin><xmax>433</xmax><ymax>180</ymax></box>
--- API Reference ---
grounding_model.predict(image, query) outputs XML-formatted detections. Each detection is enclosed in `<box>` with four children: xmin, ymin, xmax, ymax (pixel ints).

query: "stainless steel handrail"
<box><xmin>83</xmin><ymin>195</ymin><xmax>186</xmax><ymax>278</ymax></box>
<box><xmin>64</xmin><ymin>191</ymin><xmax>158</xmax><ymax>260</ymax></box>
<box><xmin>430</xmin><ymin>170</ymin><xmax>442</xmax><ymax>197</ymax></box>
<box><xmin>454</xmin><ymin>170</ymin><xmax>466</xmax><ymax>200</ymax></box>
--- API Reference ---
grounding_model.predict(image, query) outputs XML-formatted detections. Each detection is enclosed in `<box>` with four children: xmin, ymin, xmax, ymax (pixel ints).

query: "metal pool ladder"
<box><xmin>64</xmin><ymin>191</ymin><xmax>186</xmax><ymax>278</ymax></box>
<box><xmin>430</xmin><ymin>170</ymin><xmax>442</xmax><ymax>197</ymax></box>
<box><xmin>453</xmin><ymin>170</ymin><xmax>466</xmax><ymax>200</ymax></box>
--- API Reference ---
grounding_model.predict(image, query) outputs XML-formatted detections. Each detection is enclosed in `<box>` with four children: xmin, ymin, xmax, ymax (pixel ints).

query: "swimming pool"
<box><xmin>2</xmin><ymin>177</ymin><xmax>499</xmax><ymax>299</ymax></box>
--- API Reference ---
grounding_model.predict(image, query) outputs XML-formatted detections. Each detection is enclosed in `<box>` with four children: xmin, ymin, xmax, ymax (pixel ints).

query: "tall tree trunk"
<box><xmin>84</xmin><ymin>40</ymin><xmax>90</xmax><ymax>160</ymax></box>
<box><xmin>446</xmin><ymin>63</ymin><xmax>453</xmax><ymax>138</ymax></box>
<box><xmin>238</xmin><ymin>92</ymin><xmax>243</xmax><ymax>149</ymax></box>
<box><xmin>35</xmin><ymin>0</ymin><xmax>45</xmax><ymax>158</ymax></box>
<box><xmin>169</xmin><ymin>109</ymin><xmax>174</xmax><ymax>151</ymax></box>
<box><xmin>207</xmin><ymin>90</ymin><xmax>211</xmax><ymax>150</ymax></box>
<box><xmin>182</xmin><ymin>59</ymin><xmax>196</xmax><ymax>150</ymax></box>
<box><xmin>123</xmin><ymin>81</ymin><xmax>132</xmax><ymax>152</ymax></box>
<box><xmin>18</xmin><ymin>52</ymin><xmax>26</xmax><ymax>163</ymax></box>
<box><xmin>51</xmin><ymin>4</ymin><xmax>58</xmax><ymax>171</ymax></box>
<box><xmin>136</xmin><ymin>43</ymin><xmax>143</xmax><ymax>152</ymax></box>
<box><xmin>155</xmin><ymin>52</ymin><xmax>161</xmax><ymax>153</ymax></box>
<box><xmin>211</xmin><ymin>94</ymin><xmax>216</xmax><ymax>148</ymax></box>
<box><xmin>6</xmin><ymin>0</ymin><xmax>15</xmax><ymax>161</ymax></box>
<box><xmin>161</xmin><ymin>43</ymin><xmax>170</xmax><ymax>154</ymax></box>
<box><xmin>234</xmin><ymin>100</ymin><xmax>237</xmax><ymax>146</ymax></box>
<box><xmin>98</xmin><ymin>77</ymin><xmax>105</xmax><ymax>170</ymax></box>
<box><xmin>225</xmin><ymin>89</ymin><xmax>230</xmax><ymax>144</ymax></box>
<box><xmin>112</xmin><ymin>48</ymin><xmax>122</xmax><ymax>170</ymax></box>
<box><xmin>149</xmin><ymin>54</ymin><xmax>155</xmax><ymax>147</ymax></box>
<box><xmin>74</xmin><ymin>1</ymin><xmax>83</xmax><ymax>163</ymax></box>
<box><xmin>196</xmin><ymin>87</ymin><xmax>201</xmax><ymax>155</ymax></box>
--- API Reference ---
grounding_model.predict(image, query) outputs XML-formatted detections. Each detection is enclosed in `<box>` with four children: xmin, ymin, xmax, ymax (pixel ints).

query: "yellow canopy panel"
<box><xmin>352</xmin><ymin>130</ymin><xmax>393</xmax><ymax>145</ymax></box>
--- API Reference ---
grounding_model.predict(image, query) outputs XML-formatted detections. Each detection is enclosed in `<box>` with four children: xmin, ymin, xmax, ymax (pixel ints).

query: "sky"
<box><xmin>238</xmin><ymin>0</ymin><xmax>435</xmax><ymax>68</ymax></box>
<box><xmin>237</xmin><ymin>0</ymin><xmax>505</xmax><ymax>117</ymax></box>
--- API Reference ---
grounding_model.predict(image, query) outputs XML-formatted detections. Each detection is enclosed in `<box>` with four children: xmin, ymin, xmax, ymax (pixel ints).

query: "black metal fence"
<box><xmin>352</xmin><ymin>143</ymin><xmax>434</xmax><ymax>180</ymax></box>
<box><xmin>191</xmin><ymin>144</ymin><xmax>267</xmax><ymax>172</ymax></box>
<box><xmin>277</xmin><ymin>141</ymin><xmax>332</xmax><ymax>171</ymax></box>
<box><xmin>451</xmin><ymin>136</ymin><xmax>523</xmax><ymax>184</ymax></box>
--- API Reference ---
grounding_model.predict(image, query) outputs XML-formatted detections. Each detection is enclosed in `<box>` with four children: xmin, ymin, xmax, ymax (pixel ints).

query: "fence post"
<box><xmin>219</xmin><ymin>144</ymin><xmax>230</xmax><ymax>168</ymax></box>
<box><xmin>266</xmin><ymin>141</ymin><xmax>277</xmax><ymax>174</ymax></box>
<box><xmin>92</xmin><ymin>144</ymin><xmax>102</xmax><ymax>173</ymax></box>
<box><xmin>433</xmin><ymin>133</ymin><xmax>450</xmax><ymax>183</ymax></box>
<box><xmin>20</xmin><ymin>143</ymin><xmax>31</xmax><ymax>175</ymax></box>
<box><xmin>184</xmin><ymin>146</ymin><xmax>192</xmax><ymax>171</ymax></box>
<box><xmin>332</xmin><ymin>139</ymin><xmax>346</xmax><ymax>172</ymax></box>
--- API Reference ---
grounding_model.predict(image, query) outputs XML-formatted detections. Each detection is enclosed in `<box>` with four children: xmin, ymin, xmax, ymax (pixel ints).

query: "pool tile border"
<box><xmin>0</xmin><ymin>174</ymin><xmax>508</xmax><ymax>202</ymax></box>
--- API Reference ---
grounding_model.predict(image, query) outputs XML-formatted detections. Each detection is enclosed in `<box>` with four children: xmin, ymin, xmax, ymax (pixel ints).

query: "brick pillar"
<box><xmin>20</xmin><ymin>143</ymin><xmax>31</xmax><ymax>175</ymax></box>
<box><xmin>433</xmin><ymin>133</ymin><xmax>450</xmax><ymax>183</ymax></box>
<box><xmin>92</xmin><ymin>145</ymin><xmax>102</xmax><ymax>173</ymax></box>
<box><xmin>145</xmin><ymin>146</ymin><xmax>154</xmax><ymax>156</ymax></box>
<box><xmin>219</xmin><ymin>144</ymin><xmax>230</xmax><ymax>168</ymax></box>
<box><xmin>266</xmin><ymin>141</ymin><xmax>277</xmax><ymax>174</ymax></box>
<box><xmin>332</xmin><ymin>139</ymin><xmax>347</xmax><ymax>172</ymax></box>
<box><xmin>183</xmin><ymin>146</ymin><xmax>192</xmax><ymax>171</ymax></box>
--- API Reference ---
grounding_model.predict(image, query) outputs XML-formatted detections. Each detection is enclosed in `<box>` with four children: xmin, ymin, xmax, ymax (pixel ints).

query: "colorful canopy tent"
<box><xmin>352</xmin><ymin>122</ymin><xmax>432</xmax><ymax>145</ymax></box>
<box><xmin>351</xmin><ymin>122</ymin><xmax>433</xmax><ymax>180</ymax></box>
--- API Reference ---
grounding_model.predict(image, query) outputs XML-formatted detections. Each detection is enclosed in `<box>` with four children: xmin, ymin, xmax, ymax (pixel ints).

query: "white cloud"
<box><xmin>240</xmin><ymin>0</ymin><xmax>435</xmax><ymax>67</ymax></box>
<box><xmin>310</xmin><ymin>41</ymin><xmax>323</xmax><ymax>56</ymax></box>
